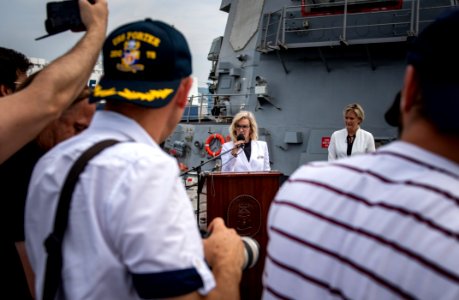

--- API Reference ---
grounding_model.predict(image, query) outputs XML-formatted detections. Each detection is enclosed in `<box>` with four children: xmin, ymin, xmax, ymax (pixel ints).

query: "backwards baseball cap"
<box><xmin>406</xmin><ymin>8</ymin><xmax>459</xmax><ymax>132</ymax></box>
<box><xmin>90</xmin><ymin>18</ymin><xmax>192</xmax><ymax>108</ymax></box>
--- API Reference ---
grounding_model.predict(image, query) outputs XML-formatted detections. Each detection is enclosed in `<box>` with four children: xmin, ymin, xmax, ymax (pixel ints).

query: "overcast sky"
<box><xmin>0</xmin><ymin>0</ymin><xmax>227</xmax><ymax>87</ymax></box>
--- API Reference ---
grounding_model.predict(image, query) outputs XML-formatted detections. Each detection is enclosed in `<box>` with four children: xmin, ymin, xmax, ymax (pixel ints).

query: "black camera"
<box><xmin>37</xmin><ymin>0</ymin><xmax>94</xmax><ymax>40</ymax></box>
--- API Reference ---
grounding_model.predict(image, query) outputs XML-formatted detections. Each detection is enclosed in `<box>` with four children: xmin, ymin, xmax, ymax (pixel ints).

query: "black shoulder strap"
<box><xmin>42</xmin><ymin>139</ymin><xmax>120</xmax><ymax>300</ymax></box>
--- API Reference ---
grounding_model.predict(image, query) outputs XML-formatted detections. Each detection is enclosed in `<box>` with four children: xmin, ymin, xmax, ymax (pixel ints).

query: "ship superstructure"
<box><xmin>165</xmin><ymin>0</ymin><xmax>458</xmax><ymax>176</ymax></box>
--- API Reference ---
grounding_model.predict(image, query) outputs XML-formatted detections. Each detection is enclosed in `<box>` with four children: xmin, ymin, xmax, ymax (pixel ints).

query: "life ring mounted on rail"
<box><xmin>205</xmin><ymin>133</ymin><xmax>225</xmax><ymax>157</ymax></box>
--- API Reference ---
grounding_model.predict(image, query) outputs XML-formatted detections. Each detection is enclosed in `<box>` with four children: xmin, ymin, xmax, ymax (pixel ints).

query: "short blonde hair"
<box><xmin>229</xmin><ymin>111</ymin><xmax>259</xmax><ymax>141</ymax></box>
<box><xmin>343</xmin><ymin>103</ymin><xmax>365</xmax><ymax>123</ymax></box>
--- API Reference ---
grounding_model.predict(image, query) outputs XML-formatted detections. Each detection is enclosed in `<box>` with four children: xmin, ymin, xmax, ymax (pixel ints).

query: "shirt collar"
<box><xmin>89</xmin><ymin>110</ymin><xmax>157</xmax><ymax>148</ymax></box>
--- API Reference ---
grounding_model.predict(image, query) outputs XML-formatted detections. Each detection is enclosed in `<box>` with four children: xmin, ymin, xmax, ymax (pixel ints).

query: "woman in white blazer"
<box><xmin>328</xmin><ymin>103</ymin><xmax>375</xmax><ymax>161</ymax></box>
<box><xmin>221</xmin><ymin>111</ymin><xmax>270</xmax><ymax>172</ymax></box>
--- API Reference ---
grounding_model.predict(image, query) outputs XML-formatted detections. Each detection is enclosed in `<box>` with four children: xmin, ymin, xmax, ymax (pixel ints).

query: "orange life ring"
<box><xmin>205</xmin><ymin>133</ymin><xmax>225</xmax><ymax>157</ymax></box>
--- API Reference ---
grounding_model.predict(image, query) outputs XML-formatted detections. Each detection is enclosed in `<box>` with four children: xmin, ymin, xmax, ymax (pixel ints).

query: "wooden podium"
<box><xmin>206</xmin><ymin>171</ymin><xmax>282</xmax><ymax>300</ymax></box>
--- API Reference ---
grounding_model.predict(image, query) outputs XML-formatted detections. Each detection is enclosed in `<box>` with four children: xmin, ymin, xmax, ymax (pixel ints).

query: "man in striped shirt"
<box><xmin>263</xmin><ymin>9</ymin><xmax>459</xmax><ymax>300</ymax></box>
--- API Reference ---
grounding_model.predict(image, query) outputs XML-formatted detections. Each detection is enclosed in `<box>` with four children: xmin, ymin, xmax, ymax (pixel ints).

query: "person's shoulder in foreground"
<box><xmin>26</xmin><ymin>17</ymin><xmax>243</xmax><ymax>300</ymax></box>
<box><xmin>263</xmin><ymin>8</ymin><xmax>459</xmax><ymax>300</ymax></box>
<box><xmin>264</xmin><ymin>140</ymin><xmax>459</xmax><ymax>299</ymax></box>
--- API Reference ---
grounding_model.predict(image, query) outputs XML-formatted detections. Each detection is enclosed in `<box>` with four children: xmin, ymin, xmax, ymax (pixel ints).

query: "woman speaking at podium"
<box><xmin>221</xmin><ymin>111</ymin><xmax>270</xmax><ymax>172</ymax></box>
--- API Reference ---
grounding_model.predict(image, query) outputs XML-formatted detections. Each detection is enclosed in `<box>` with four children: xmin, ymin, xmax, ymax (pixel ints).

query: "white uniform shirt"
<box><xmin>25</xmin><ymin>111</ymin><xmax>215</xmax><ymax>300</ymax></box>
<box><xmin>263</xmin><ymin>141</ymin><xmax>459</xmax><ymax>300</ymax></box>
<box><xmin>328</xmin><ymin>127</ymin><xmax>375</xmax><ymax>161</ymax></box>
<box><xmin>221</xmin><ymin>140</ymin><xmax>270</xmax><ymax>172</ymax></box>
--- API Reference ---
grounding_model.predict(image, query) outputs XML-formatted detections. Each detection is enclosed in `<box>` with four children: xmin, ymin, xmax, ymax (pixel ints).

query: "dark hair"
<box><xmin>406</xmin><ymin>9</ymin><xmax>459</xmax><ymax>134</ymax></box>
<box><xmin>0</xmin><ymin>47</ymin><xmax>32</xmax><ymax>91</ymax></box>
<box><xmin>384</xmin><ymin>91</ymin><xmax>401</xmax><ymax>128</ymax></box>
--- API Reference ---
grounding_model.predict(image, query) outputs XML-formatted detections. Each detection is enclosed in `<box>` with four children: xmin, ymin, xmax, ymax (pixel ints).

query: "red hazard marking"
<box><xmin>322</xmin><ymin>137</ymin><xmax>330</xmax><ymax>148</ymax></box>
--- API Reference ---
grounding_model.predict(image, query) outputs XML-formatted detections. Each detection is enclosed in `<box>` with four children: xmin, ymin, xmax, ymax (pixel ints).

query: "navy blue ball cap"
<box><xmin>90</xmin><ymin>18</ymin><xmax>192</xmax><ymax>108</ymax></box>
<box><xmin>406</xmin><ymin>8</ymin><xmax>459</xmax><ymax>132</ymax></box>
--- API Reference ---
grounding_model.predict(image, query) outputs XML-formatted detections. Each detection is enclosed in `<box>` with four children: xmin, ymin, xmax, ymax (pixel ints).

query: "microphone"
<box><xmin>236</xmin><ymin>134</ymin><xmax>245</xmax><ymax>149</ymax></box>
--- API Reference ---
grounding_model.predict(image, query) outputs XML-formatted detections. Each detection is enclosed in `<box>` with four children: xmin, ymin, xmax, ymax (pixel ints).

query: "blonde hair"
<box><xmin>229</xmin><ymin>111</ymin><xmax>259</xmax><ymax>141</ymax></box>
<box><xmin>343</xmin><ymin>103</ymin><xmax>365</xmax><ymax>123</ymax></box>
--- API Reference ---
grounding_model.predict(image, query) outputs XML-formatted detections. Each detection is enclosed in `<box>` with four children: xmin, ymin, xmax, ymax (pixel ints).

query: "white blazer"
<box><xmin>221</xmin><ymin>140</ymin><xmax>270</xmax><ymax>172</ymax></box>
<box><xmin>328</xmin><ymin>128</ymin><xmax>375</xmax><ymax>161</ymax></box>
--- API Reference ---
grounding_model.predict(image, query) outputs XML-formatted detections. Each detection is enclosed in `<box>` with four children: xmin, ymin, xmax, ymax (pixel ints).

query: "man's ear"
<box><xmin>175</xmin><ymin>77</ymin><xmax>193</xmax><ymax>109</ymax></box>
<box><xmin>0</xmin><ymin>84</ymin><xmax>12</xmax><ymax>97</ymax></box>
<box><xmin>401</xmin><ymin>65</ymin><xmax>420</xmax><ymax>114</ymax></box>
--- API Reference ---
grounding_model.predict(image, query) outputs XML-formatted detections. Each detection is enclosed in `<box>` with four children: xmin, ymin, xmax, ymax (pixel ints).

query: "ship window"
<box><xmin>208</xmin><ymin>36</ymin><xmax>223</xmax><ymax>61</ymax></box>
<box><xmin>218</xmin><ymin>76</ymin><xmax>233</xmax><ymax>90</ymax></box>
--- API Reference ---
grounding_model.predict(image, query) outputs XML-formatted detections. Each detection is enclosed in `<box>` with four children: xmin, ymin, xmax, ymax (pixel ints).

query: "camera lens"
<box><xmin>241</xmin><ymin>236</ymin><xmax>260</xmax><ymax>270</ymax></box>
<box><xmin>200</xmin><ymin>231</ymin><xmax>260</xmax><ymax>270</ymax></box>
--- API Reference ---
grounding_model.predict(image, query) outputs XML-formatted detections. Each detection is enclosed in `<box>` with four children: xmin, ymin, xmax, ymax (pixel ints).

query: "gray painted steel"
<box><xmin>165</xmin><ymin>0</ymin><xmax>458</xmax><ymax>176</ymax></box>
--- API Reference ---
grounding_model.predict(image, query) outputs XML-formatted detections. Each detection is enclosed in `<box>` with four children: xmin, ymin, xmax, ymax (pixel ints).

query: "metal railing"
<box><xmin>181</xmin><ymin>88</ymin><xmax>280</xmax><ymax>123</ymax></box>
<box><xmin>182</xmin><ymin>93</ymin><xmax>253</xmax><ymax>123</ymax></box>
<box><xmin>257</xmin><ymin>0</ymin><xmax>457</xmax><ymax>52</ymax></box>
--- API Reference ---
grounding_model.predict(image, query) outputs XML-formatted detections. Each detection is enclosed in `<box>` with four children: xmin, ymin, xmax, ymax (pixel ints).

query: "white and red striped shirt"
<box><xmin>263</xmin><ymin>141</ymin><xmax>459</xmax><ymax>300</ymax></box>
